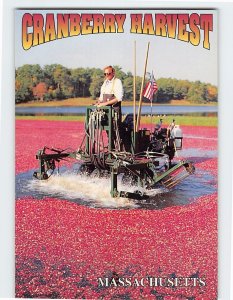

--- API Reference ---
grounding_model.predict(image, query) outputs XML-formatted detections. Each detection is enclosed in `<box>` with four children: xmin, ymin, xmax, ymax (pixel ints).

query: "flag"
<box><xmin>143</xmin><ymin>72</ymin><xmax>158</xmax><ymax>102</ymax></box>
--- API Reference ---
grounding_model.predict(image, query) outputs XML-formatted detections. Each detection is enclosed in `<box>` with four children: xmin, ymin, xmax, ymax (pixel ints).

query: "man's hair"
<box><xmin>103</xmin><ymin>65</ymin><xmax>115</xmax><ymax>73</ymax></box>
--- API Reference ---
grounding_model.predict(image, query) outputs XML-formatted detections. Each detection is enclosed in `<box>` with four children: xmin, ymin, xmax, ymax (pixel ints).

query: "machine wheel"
<box><xmin>134</xmin><ymin>190</ymin><xmax>144</xmax><ymax>197</ymax></box>
<box><xmin>90</xmin><ymin>168</ymin><xmax>102</xmax><ymax>178</ymax></box>
<box><xmin>90</xmin><ymin>168</ymin><xmax>110</xmax><ymax>178</ymax></box>
<box><xmin>121</xmin><ymin>172</ymin><xmax>138</xmax><ymax>186</ymax></box>
<box><xmin>79</xmin><ymin>164</ymin><xmax>95</xmax><ymax>176</ymax></box>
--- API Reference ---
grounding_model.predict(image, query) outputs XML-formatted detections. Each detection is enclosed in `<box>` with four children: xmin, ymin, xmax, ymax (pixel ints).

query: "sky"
<box><xmin>15</xmin><ymin>9</ymin><xmax>218</xmax><ymax>85</ymax></box>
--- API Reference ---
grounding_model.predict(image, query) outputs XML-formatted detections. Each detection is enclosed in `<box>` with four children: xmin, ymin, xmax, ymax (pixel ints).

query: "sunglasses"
<box><xmin>104</xmin><ymin>72</ymin><xmax>112</xmax><ymax>76</ymax></box>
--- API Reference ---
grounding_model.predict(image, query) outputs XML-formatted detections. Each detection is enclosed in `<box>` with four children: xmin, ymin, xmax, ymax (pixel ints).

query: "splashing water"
<box><xmin>16</xmin><ymin>164</ymin><xmax>216</xmax><ymax>210</ymax></box>
<box><xmin>26</xmin><ymin>172</ymin><xmax>141</xmax><ymax>209</ymax></box>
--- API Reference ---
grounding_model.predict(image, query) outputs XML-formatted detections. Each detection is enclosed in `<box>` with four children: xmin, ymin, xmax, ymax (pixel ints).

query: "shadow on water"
<box><xmin>16</xmin><ymin>162</ymin><xmax>216</xmax><ymax>210</ymax></box>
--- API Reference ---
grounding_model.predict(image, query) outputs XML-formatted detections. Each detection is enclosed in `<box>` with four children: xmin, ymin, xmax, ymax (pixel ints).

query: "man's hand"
<box><xmin>96</xmin><ymin>102</ymin><xmax>105</xmax><ymax>107</ymax></box>
<box><xmin>93</xmin><ymin>100</ymin><xmax>100</xmax><ymax>106</ymax></box>
<box><xmin>94</xmin><ymin>101</ymin><xmax>106</xmax><ymax>107</ymax></box>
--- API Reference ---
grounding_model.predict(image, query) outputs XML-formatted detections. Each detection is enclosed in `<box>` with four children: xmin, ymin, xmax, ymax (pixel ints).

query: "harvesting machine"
<box><xmin>33</xmin><ymin>105</ymin><xmax>195</xmax><ymax>199</ymax></box>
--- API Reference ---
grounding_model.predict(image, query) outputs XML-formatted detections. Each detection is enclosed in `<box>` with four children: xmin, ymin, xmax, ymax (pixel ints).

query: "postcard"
<box><xmin>14</xmin><ymin>8</ymin><xmax>218</xmax><ymax>299</ymax></box>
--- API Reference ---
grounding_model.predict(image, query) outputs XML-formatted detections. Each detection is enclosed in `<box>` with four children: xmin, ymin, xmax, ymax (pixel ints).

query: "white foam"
<box><xmin>27</xmin><ymin>172</ymin><xmax>139</xmax><ymax>208</ymax></box>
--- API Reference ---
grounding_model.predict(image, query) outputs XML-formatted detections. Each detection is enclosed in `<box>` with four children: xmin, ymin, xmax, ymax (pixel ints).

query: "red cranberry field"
<box><xmin>15</xmin><ymin>120</ymin><xmax>218</xmax><ymax>299</ymax></box>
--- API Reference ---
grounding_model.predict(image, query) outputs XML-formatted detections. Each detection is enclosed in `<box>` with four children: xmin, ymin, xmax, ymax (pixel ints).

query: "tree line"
<box><xmin>15</xmin><ymin>64</ymin><xmax>218</xmax><ymax>104</ymax></box>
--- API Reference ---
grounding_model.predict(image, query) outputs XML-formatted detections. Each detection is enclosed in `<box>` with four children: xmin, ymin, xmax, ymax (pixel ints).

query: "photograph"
<box><xmin>13</xmin><ymin>7</ymin><xmax>218</xmax><ymax>299</ymax></box>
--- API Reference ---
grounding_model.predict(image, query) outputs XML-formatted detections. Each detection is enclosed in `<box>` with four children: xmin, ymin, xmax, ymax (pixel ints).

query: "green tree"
<box><xmin>71</xmin><ymin>68</ymin><xmax>92</xmax><ymax>97</ymax></box>
<box><xmin>113</xmin><ymin>65</ymin><xmax>127</xmax><ymax>81</ymax></box>
<box><xmin>173</xmin><ymin>80</ymin><xmax>191</xmax><ymax>100</ymax></box>
<box><xmin>187</xmin><ymin>81</ymin><xmax>206</xmax><ymax>103</ymax></box>
<box><xmin>123</xmin><ymin>76</ymin><xmax>133</xmax><ymax>100</ymax></box>
<box><xmin>15</xmin><ymin>64</ymin><xmax>218</xmax><ymax>104</ymax></box>
<box><xmin>156</xmin><ymin>78</ymin><xmax>174</xmax><ymax>103</ymax></box>
<box><xmin>117</xmin><ymin>69</ymin><xmax>142</xmax><ymax>101</ymax></box>
<box><xmin>53</xmin><ymin>65</ymin><xmax>73</xmax><ymax>99</ymax></box>
<box><xmin>15</xmin><ymin>81</ymin><xmax>33</xmax><ymax>103</ymax></box>
<box><xmin>70</xmin><ymin>68</ymin><xmax>80</xmax><ymax>97</ymax></box>
<box><xmin>205</xmin><ymin>84</ymin><xmax>218</xmax><ymax>102</ymax></box>
<box><xmin>44</xmin><ymin>64</ymin><xmax>58</xmax><ymax>87</ymax></box>
<box><xmin>89</xmin><ymin>68</ymin><xmax>104</xmax><ymax>99</ymax></box>
<box><xmin>78</xmin><ymin>68</ymin><xmax>91</xmax><ymax>97</ymax></box>
<box><xmin>15</xmin><ymin>65</ymin><xmax>44</xmax><ymax>102</ymax></box>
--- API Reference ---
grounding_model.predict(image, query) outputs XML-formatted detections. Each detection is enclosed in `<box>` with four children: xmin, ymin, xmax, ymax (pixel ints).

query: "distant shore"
<box><xmin>16</xmin><ymin>98</ymin><xmax>218</xmax><ymax>107</ymax></box>
<box><xmin>15</xmin><ymin>115</ymin><xmax>217</xmax><ymax>127</ymax></box>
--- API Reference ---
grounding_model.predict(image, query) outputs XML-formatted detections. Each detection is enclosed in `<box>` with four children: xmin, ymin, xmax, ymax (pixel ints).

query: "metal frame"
<box><xmin>33</xmin><ymin>106</ymin><xmax>195</xmax><ymax>199</ymax></box>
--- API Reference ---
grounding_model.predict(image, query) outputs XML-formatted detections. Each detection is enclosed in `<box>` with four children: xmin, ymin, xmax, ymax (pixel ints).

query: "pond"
<box><xmin>15</xmin><ymin>105</ymin><xmax>218</xmax><ymax>116</ymax></box>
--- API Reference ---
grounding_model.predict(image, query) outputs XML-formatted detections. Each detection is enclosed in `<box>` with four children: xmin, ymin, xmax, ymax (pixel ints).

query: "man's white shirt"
<box><xmin>99</xmin><ymin>77</ymin><xmax>123</xmax><ymax>102</ymax></box>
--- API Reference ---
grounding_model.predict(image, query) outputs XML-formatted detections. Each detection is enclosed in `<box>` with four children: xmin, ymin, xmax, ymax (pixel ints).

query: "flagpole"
<box><xmin>133</xmin><ymin>41</ymin><xmax>136</xmax><ymax>147</ymax></box>
<box><xmin>136</xmin><ymin>42</ymin><xmax>150</xmax><ymax>132</ymax></box>
<box><xmin>150</xmin><ymin>70</ymin><xmax>153</xmax><ymax>132</ymax></box>
<box><xmin>150</xmin><ymin>100</ymin><xmax>153</xmax><ymax>132</ymax></box>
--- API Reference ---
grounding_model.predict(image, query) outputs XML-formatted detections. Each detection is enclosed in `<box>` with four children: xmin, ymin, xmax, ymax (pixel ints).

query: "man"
<box><xmin>96</xmin><ymin>65</ymin><xmax>124</xmax><ymax>122</ymax></box>
<box><xmin>96</xmin><ymin>66</ymin><xmax>124</xmax><ymax>150</ymax></box>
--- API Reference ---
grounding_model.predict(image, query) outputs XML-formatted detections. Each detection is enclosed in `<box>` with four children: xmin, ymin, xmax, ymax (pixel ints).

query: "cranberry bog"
<box><xmin>15</xmin><ymin>120</ymin><xmax>218</xmax><ymax>299</ymax></box>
